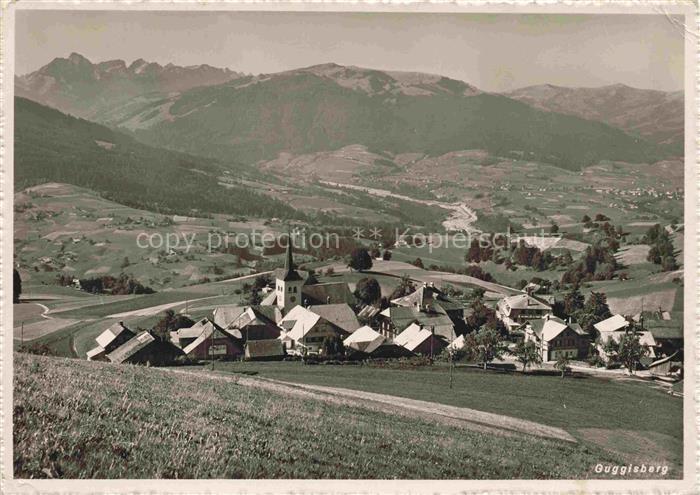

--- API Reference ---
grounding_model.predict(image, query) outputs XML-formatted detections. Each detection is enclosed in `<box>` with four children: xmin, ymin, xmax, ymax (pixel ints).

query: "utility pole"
<box><xmin>21</xmin><ymin>321</ymin><xmax>24</xmax><ymax>347</ymax></box>
<box><xmin>210</xmin><ymin>325</ymin><xmax>215</xmax><ymax>371</ymax></box>
<box><xmin>449</xmin><ymin>348</ymin><xmax>454</xmax><ymax>389</ymax></box>
<box><xmin>430</xmin><ymin>325</ymin><xmax>434</xmax><ymax>365</ymax></box>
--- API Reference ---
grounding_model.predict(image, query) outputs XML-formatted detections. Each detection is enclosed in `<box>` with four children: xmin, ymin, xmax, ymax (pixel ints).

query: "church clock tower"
<box><xmin>276</xmin><ymin>236</ymin><xmax>304</xmax><ymax>312</ymax></box>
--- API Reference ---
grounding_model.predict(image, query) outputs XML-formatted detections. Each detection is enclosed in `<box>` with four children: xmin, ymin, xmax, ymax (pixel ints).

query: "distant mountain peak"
<box><xmin>16</xmin><ymin>53</ymin><xmax>244</xmax><ymax>119</ymax></box>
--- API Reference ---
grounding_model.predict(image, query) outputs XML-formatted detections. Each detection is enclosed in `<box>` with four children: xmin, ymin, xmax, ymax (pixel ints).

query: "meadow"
<box><xmin>15</xmin><ymin>353</ymin><xmax>636</xmax><ymax>480</ymax></box>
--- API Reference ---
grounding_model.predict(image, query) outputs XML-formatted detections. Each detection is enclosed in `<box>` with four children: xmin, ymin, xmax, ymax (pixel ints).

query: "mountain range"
<box><xmin>506</xmin><ymin>83</ymin><xmax>683</xmax><ymax>151</ymax></box>
<box><xmin>15</xmin><ymin>54</ymin><xmax>683</xmax><ymax>171</ymax></box>
<box><xmin>15</xmin><ymin>52</ymin><xmax>244</xmax><ymax>120</ymax></box>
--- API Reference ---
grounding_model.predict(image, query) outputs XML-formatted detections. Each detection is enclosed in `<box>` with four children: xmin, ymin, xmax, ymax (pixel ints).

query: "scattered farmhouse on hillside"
<box><xmin>106</xmin><ymin>331</ymin><xmax>183</xmax><ymax>366</ymax></box>
<box><xmin>394</xmin><ymin>322</ymin><xmax>448</xmax><ymax>356</ymax></box>
<box><xmin>523</xmin><ymin>315</ymin><xmax>589</xmax><ymax>362</ymax></box>
<box><xmin>497</xmin><ymin>293</ymin><xmax>553</xmax><ymax>331</ymax></box>
<box><xmin>86</xmin><ymin>321</ymin><xmax>135</xmax><ymax>361</ymax></box>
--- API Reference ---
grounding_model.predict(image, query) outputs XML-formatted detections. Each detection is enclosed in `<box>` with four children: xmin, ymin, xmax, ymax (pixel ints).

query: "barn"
<box><xmin>106</xmin><ymin>331</ymin><xmax>183</xmax><ymax>366</ymax></box>
<box><xmin>182</xmin><ymin>321</ymin><xmax>244</xmax><ymax>361</ymax></box>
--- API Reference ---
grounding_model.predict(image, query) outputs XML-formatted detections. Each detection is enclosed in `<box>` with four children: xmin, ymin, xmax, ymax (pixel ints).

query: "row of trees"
<box><xmin>57</xmin><ymin>272</ymin><xmax>155</xmax><ymax>295</ymax></box>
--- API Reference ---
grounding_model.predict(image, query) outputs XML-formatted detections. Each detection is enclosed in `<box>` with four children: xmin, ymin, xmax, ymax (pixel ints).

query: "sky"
<box><xmin>15</xmin><ymin>11</ymin><xmax>685</xmax><ymax>92</ymax></box>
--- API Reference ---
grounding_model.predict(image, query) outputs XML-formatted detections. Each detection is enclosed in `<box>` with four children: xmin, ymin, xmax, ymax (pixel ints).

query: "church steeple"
<box><xmin>280</xmin><ymin>233</ymin><xmax>302</xmax><ymax>282</ymax></box>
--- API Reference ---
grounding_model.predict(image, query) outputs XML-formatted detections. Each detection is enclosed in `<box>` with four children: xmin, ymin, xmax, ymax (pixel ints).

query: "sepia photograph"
<box><xmin>2</xmin><ymin>3</ymin><xmax>696</xmax><ymax>493</ymax></box>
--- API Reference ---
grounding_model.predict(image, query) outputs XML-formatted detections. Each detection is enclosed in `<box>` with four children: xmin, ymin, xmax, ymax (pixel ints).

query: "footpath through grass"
<box><xmin>14</xmin><ymin>353</ymin><xmax>625</xmax><ymax>479</ymax></box>
<box><xmin>210</xmin><ymin>360</ymin><xmax>683</xmax><ymax>470</ymax></box>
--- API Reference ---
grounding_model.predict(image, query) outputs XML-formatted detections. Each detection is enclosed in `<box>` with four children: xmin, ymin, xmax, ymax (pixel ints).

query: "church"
<box><xmin>261</xmin><ymin>238</ymin><xmax>356</xmax><ymax>313</ymax></box>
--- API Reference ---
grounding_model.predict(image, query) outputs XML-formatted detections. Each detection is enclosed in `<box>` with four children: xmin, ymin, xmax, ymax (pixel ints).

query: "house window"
<box><xmin>293</xmin><ymin>286</ymin><xmax>297</xmax><ymax>293</ymax></box>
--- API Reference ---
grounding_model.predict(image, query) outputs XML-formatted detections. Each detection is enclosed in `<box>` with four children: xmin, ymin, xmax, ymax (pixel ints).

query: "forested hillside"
<box><xmin>14</xmin><ymin>97</ymin><xmax>302</xmax><ymax>219</ymax></box>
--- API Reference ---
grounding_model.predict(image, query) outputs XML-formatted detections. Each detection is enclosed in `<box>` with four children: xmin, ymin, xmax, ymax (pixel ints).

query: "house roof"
<box><xmin>107</xmin><ymin>331</ymin><xmax>155</xmax><ymax>363</ymax></box>
<box><xmin>594</xmin><ymin>314</ymin><xmax>629</xmax><ymax>333</ymax></box>
<box><xmin>302</xmin><ymin>282</ymin><xmax>356</xmax><ymax>306</ymax></box>
<box><xmin>393</xmin><ymin>323</ymin><xmax>434</xmax><ymax>352</ymax></box>
<box><xmin>95</xmin><ymin>321</ymin><xmax>134</xmax><ymax>348</ymax></box>
<box><xmin>447</xmin><ymin>334</ymin><xmax>466</xmax><ymax>350</ymax></box>
<box><xmin>212</xmin><ymin>305</ymin><xmax>247</xmax><ymax>328</ymax></box>
<box><xmin>390</xmin><ymin>285</ymin><xmax>464</xmax><ymax>313</ymax></box>
<box><xmin>279</xmin><ymin>305</ymin><xmax>321</xmax><ymax>341</ymax></box>
<box><xmin>307</xmin><ymin>304</ymin><xmax>360</xmax><ymax>334</ymax></box>
<box><xmin>380</xmin><ymin>306</ymin><xmax>455</xmax><ymax>341</ymax></box>
<box><xmin>527</xmin><ymin>316</ymin><xmax>584</xmax><ymax>342</ymax></box>
<box><xmin>246</xmin><ymin>339</ymin><xmax>285</xmax><ymax>358</ymax></box>
<box><xmin>182</xmin><ymin>322</ymin><xmax>233</xmax><ymax>355</ymax></box>
<box><xmin>343</xmin><ymin>325</ymin><xmax>385</xmax><ymax>354</ymax></box>
<box><xmin>260</xmin><ymin>291</ymin><xmax>277</xmax><ymax>306</ymax></box>
<box><xmin>357</xmin><ymin>305</ymin><xmax>381</xmax><ymax>319</ymax></box>
<box><xmin>501</xmin><ymin>293</ymin><xmax>552</xmax><ymax>311</ymax></box>
<box><xmin>647</xmin><ymin>351</ymin><xmax>680</xmax><ymax>369</ymax></box>
<box><xmin>86</xmin><ymin>346</ymin><xmax>105</xmax><ymax>358</ymax></box>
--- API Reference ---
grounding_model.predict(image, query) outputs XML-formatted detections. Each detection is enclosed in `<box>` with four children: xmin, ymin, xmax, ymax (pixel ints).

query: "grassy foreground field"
<box><xmin>209</xmin><ymin>361</ymin><xmax>683</xmax><ymax>472</ymax></box>
<box><xmin>15</xmin><ymin>353</ymin><xmax>631</xmax><ymax>479</ymax></box>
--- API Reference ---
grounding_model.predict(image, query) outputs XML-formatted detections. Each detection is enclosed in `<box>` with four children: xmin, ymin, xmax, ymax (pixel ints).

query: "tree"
<box><xmin>562</xmin><ymin>286</ymin><xmax>585</xmax><ymax>317</ymax></box>
<box><xmin>577</xmin><ymin>291</ymin><xmax>612</xmax><ymax>334</ymax></box>
<box><xmin>382</xmin><ymin>250</ymin><xmax>392</xmax><ymax>261</ymax></box>
<box><xmin>152</xmin><ymin>309</ymin><xmax>195</xmax><ymax>342</ymax></box>
<box><xmin>512</xmin><ymin>340</ymin><xmax>542</xmax><ymax>372</ymax></box>
<box><xmin>354</xmin><ymin>277</ymin><xmax>381</xmax><ymax>305</ymax></box>
<box><xmin>465</xmin><ymin>327</ymin><xmax>508</xmax><ymax>370</ymax></box>
<box><xmin>550</xmin><ymin>223</ymin><xmax>559</xmax><ymax>234</ymax></box>
<box><xmin>242</xmin><ymin>282</ymin><xmax>262</xmax><ymax>306</ymax></box>
<box><xmin>581</xmin><ymin>214</ymin><xmax>591</xmax><ymax>223</ymax></box>
<box><xmin>321</xmin><ymin>334</ymin><xmax>345</xmax><ymax>357</ymax></box>
<box><xmin>617</xmin><ymin>332</ymin><xmax>649</xmax><ymax>375</ymax></box>
<box><xmin>389</xmin><ymin>274</ymin><xmax>416</xmax><ymax>300</ymax></box>
<box><xmin>412</xmin><ymin>257</ymin><xmax>425</xmax><ymax>269</ymax></box>
<box><xmin>13</xmin><ymin>269</ymin><xmax>22</xmax><ymax>304</ymax></box>
<box><xmin>555</xmin><ymin>355</ymin><xmax>570</xmax><ymax>378</ymax></box>
<box><xmin>369</xmin><ymin>243</ymin><xmax>382</xmax><ymax>259</ymax></box>
<box><xmin>347</xmin><ymin>248</ymin><xmax>373</xmax><ymax>271</ymax></box>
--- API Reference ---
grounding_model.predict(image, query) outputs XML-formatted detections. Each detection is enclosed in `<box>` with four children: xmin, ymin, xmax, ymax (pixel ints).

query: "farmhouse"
<box><xmin>593</xmin><ymin>314</ymin><xmax>629</xmax><ymax>335</ymax></box>
<box><xmin>393</xmin><ymin>322</ymin><xmax>447</xmax><ymax>356</ymax></box>
<box><xmin>523</xmin><ymin>315</ymin><xmax>589</xmax><ymax>362</ymax></box>
<box><xmin>646</xmin><ymin>351</ymin><xmax>681</xmax><ymax>377</ymax></box>
<box><xmin>497</xmin><ymin>293</ymin><xmax>553</xmax><ymax>330</ymax></box>
<box><xmin>344</xmin><ymin>325</ymin><xmax>386</xmax><ymax>355</ymax></box>
<box><xmin>181</xmin><ymin>321</ymin><xmax>243</xmax><ymax>360</ymax></box>
<box><xmin>86</xmin><ymin>321</ymin><xmax>136</xmax><ymax>361</ymax></box>
<box><xmin>301</xmin><ymin>282</ymin><xmax>356</xmax><ymax>306</ymax></box>
<box><xmin>391</xmin><ymin>283</ymin><xmax>466</xmax><ymax>332</ymax></box>
<box><xmin>106</xmin><ymin>331</ymin><xmax>183</xmax><ymax>366</ymax></box>
<box><xmin>594</xmin><ymin>315</ymin><xmax>659</xmax><ymax>362</ymax></box>
<box><xmin>213</xmin><ymin>305</ymin><xmax>282</xmax><ymax>340</ymax></box>
<box><xmin>377</xmin><ymin>306</ymin><xmax>456</xmax><ymax>341</ymax></box>
<box><xmin>306</xmin><ymin>304</ymin><xmax>360</xmax><ymax>334</ymax></box>
<box><xmin>278</xmin><ymin>305</ymin><xmax>351</xmax><ymax>354</ymax></box>
<box><xmin>648</xmin><ymin>325</ymin><xmax>683</xmax><ymax>358</ymax></box>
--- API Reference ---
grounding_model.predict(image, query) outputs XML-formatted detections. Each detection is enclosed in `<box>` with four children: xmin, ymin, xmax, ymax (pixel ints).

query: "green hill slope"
<box><xmin>118</xmin><ymin>68</ymin><xmax>669</xmax><ymax>169</ymax></box>
<box><xmin>14</xmin><ymin>353</ymin><xmax>622</xmax><ymax>479</ymax></box>
<box><xmin>14</xmin><ymin>97</ymin><xmax>301</xmax><ymax>219</ymax></box>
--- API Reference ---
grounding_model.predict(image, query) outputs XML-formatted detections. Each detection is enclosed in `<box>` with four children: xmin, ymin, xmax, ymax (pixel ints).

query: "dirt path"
<box><xmin>167</xmin><ymin>368</ymin><xmax>576</xmax><ymax>444</ymax></box>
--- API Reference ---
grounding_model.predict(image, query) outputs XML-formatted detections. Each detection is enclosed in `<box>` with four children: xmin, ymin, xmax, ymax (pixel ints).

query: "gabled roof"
<box><xmin>393</xmin><ymin>323</ymin><xmax>434</xmax><ymax>352</ymax></box>
<box><xmin>594</xmin><ymin>314</ymin><xmax>629</xmax><ymax>333</ymax></box>
<box><xmin>527</xmin><ymin>316</ymin><xmax>581</xmax><ymax>342</ymax></box>
<box><xmin>279</xmin><ymin>305</ymin><xmax>322</xmax><ymax>341</ymax></box>
<box><xmin>260</xmin><ymin>291</ymin><xmax>277</xmax><ymax>306</ymax></box>
<box><xmin>302</xmin><ymin>282</ymin><xmax>356</xmax><ymax>306</ymax></box>
<box><xmin>212</xmin><ymin>305</ymin><xmax>247</xmax><ymax>329</ymax></box>
<box><xmin>86</xmin><ymin>346</ymin><xmax>106</xmax><ymax>359</ymax></box>
<box><xmin>307</xmin><ymin>304</ymin><xmax>360</xmax><ymax>334</ymax></box>
<box><xmin>501</xmin><ymin>293</ymin><xmax>552</xmax><ymax>311</ymax></box>
<box><xmin>647</xmin><ymin>351</ymin><xmax>679</xmax><ymax>369</ymax></box>
<box><xmin>380</xmin><ymin>306</ymin><xmax>456</xmax><ymax>341</ymax></box>
<box><xmin>391</xmin><ymin>285</ymin><xmax>464</xmax><ymax>313</ymax></box>
<box><xmin>344</xmin><ymin>326</ymin><xmax>385</xmax><ymax>354</ymax></box>
<box><xmin>182</xmin><ymin>322</ymin><xmax>233</xmax><ymax>355</ymax></box>
<box><xmin>174</xmin><ymin>318</ymin><xmax>217</xmax><ymax>340</ymax></box>
<box><xmin>107</xmin><ymin>331</ymin><xmax>155</xmax><ymax>363</ymax></box>
<box><xmin>95</xmin><ymin>321</ymin><xmax>134</xmax><ymax>348</ymax></box>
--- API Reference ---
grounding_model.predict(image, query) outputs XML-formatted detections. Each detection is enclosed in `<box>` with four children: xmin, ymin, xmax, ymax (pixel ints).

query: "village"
<box><xmin>82</xmin><ymin>239</ymin><xmax>684</xmax><ymax>385</ymax></box>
